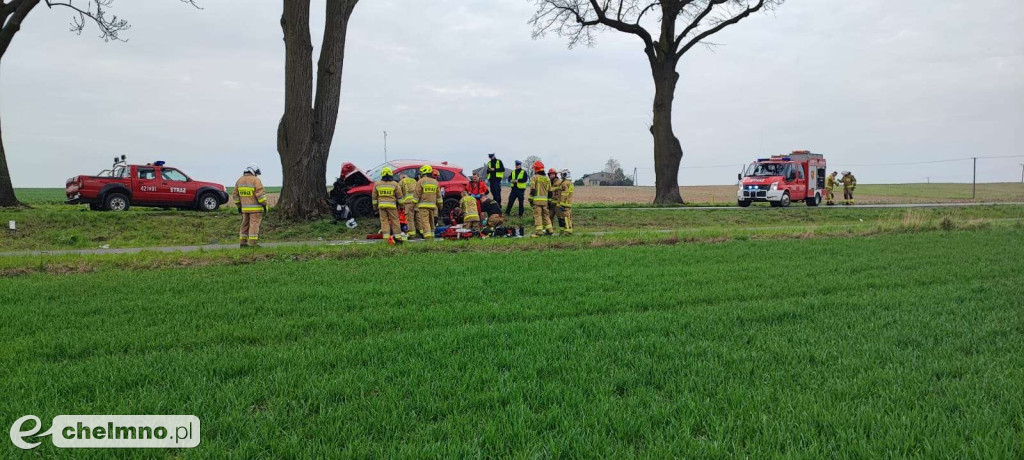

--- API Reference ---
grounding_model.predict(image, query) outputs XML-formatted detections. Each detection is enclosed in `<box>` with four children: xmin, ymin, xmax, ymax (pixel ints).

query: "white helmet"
<box><xmin>245</xmin><ymin>163</ymin><xmax>261</xmax><ymax>175</ymax></box>
<box><xmin>560</xmin><ymin>169</ymin><xmax>571</xmax><ymax>179</ymax></box>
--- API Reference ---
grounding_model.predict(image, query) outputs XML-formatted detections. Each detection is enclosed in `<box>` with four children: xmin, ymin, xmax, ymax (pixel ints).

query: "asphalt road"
<box><xmin>2</xmin><ymin>201</ymin><xmax>1021</xmax><ymax>257</ymax></box>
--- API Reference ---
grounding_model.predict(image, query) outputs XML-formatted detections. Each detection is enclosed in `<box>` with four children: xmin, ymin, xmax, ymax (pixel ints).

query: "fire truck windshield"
<box><xmin>749</xmin><ymin>163</ymin><xmax>787</xmax><ymax>177</ymax></box>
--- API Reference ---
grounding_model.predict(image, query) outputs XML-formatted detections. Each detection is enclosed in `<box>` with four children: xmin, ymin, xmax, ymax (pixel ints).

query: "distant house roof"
<box><xmin>581</xmin><ymin>172</ymin><xmax>615</xmax><ymax>184</ymax></box>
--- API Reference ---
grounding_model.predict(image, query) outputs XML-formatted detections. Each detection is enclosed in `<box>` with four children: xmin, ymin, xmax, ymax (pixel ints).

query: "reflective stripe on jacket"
<box><xmin>460</xmin><ymin>195</ymin><xmax>479</xmax><ymax>220</ymax></box>
<box><xmin>509</xmin><ymin>169</ymin><xmax>528</xmax><ymax>190</ymax></box>
<box><xmin>530</xmin><ymin>174</ymin><xmax>551</xmax><ymax>203</ymax></box>
<box><xmin>487</xmin><ymin>159</ymin><xmax>505</xmax><ymax>180</ymax></box>
<box><xmin>559</xmin><ymin>180</ymin><xmax>574</xmax><ymax>207</ymax></box>
<box><xmin>415</xmin><ymin>177</ymin><xmax>443</xmax><ymax>209</ymax></box>
<box><xmin>399</xmin><ymin>177</ymin><xmax>418</xmax><ymax>203</ymax></box>
<box><xmin>373</xmin><ymin>180</ymin><xmax>403</xmax><ymax>210</ymax></box>
<box><xmin>233</xmin><ymin>173</ymin><xmax>266</xmax><ymax>213</ymax></box>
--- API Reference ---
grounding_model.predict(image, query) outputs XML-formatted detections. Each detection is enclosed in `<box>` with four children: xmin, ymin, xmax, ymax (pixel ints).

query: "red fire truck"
<box><xmin>737</xmin><ymin>151</ymin><xmax>827</xmax><ymax>207</ymax></box>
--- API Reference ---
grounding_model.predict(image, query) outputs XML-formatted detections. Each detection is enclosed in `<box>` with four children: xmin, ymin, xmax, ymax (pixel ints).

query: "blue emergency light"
<box><xmin>154</xmin><ymin>161</ymin><xmax>166</xmax><ymax>166</ymax></box>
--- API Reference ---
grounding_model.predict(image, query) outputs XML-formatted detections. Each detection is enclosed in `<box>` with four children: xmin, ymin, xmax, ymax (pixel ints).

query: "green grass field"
<box><xmin>1</xmin><ymin>228</ymin><xmax>1022</xmax><ymax>457</ymax></box>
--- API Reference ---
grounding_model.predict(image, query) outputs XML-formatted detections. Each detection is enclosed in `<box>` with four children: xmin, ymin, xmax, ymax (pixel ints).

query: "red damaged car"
<box><xmin>65</xmin><ymin>156</ymin><xmax>229</xmax><ymax>212</ymax></box>
<box><xmin>332</xmin><ymin>160</ymin><xmax>471</xmax><ymax>217</ymax></box>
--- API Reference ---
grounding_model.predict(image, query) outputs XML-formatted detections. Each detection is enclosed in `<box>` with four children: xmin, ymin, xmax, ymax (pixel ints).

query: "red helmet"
<box><xmin>547</xmin><ymin>168</ymin><xmax>557</xmax><ymax>175</ymax></box>
<box><xmin>532</xmin><ymin>161</ymin><xmax>545</xmax><ymax>173</ymax></box>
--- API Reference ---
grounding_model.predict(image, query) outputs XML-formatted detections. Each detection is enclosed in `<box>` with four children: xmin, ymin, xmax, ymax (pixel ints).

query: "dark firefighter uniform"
<box><xmin>481</xmin><ymin>198</ymin><xmax>504</xmax><ymax>228</ymax></box>
<box><xmin>414</xmin><ymin>166</ymin><xmax>444</xmax><ymax>239</ymax></box>
<box><xmin>233</xmin><ymin>171</ymin><xmax>267</xmax><ymax>246</ymax></box>
<box><xmin>841</xmin><ymin>172</ymin><xmax>857</xmax><ymax>205</ymax></box>
<box><xmin>373</xmin><ymin>172</ymin><xmax>404</xmax><ymax>240</ymax></box>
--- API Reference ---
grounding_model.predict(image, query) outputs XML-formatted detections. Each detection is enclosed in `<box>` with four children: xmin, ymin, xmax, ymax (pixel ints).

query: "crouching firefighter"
<box><xmin>414</xmin><ymin>164</ymin><xmax>444</xmax><ymax>239</ymax></box>
<box><xmin>556</xmin><ymin>169</ymin><xmax>574</xmax><ymax>235</ymax></box>
<box><xmin>460</xmin><ymin>190</ymin><xmax>481</xmax><ymax>231</ymax></box>
<box><xmin>233</xmin><ymin>163</ymin><xmax>267</xmax><ymax>247</ymax></box>
<box><xmin>373</xmin><ymin>167</ymin><xmax>405</xmax><ymax>244</ymax></box>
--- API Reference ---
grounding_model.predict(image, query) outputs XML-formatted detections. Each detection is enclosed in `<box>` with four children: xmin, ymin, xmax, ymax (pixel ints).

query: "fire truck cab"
<box><xmin>737</xmin><ymin>151</ymin><xmax>827</xmax><ymax>207</ymax></box>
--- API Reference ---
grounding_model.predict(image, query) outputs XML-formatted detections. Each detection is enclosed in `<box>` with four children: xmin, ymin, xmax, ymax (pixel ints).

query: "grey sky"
<box><xmin>3</xmin><ymin>0</ymin><xmax>1022</xmax><ymax>188</ymax></box>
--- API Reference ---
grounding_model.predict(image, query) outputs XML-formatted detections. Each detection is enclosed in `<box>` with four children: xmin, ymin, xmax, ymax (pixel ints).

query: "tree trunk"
<box><xmin>276</xmin><ymin>0</ymin><xmax>357</xmax><ymax>220</ymax></box>
<box><xmin>650</xmin><ymin>61</ymin><xmax>684</xmax><ymax>205</ymax></box>
<box><xmin>0</xmin><ymin>109</ymin><xmax>21</xmax><ymax>207</ymax></box>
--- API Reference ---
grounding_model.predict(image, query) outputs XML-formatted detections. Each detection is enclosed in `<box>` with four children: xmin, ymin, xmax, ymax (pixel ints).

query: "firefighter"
<box><xmin>399</xmin><ymin>172</ymin><xmax>418</xmax><ymax>235</ymax></box>
<box><xmin>480</xmin><ymin>197</ymin><xmax>504</xmax><ymax>229</ymax></box>
<box><xmin>467</xmin><ymin>173</ymin><xmax>489</xmax><ymax>212</ymax></box>
<box><xmin>841</xmin><ymin>170</ymin><xmax>857</xmax><ymax>205</ymax></box>
<box><xmin>547</xmin><ymin>168</ymin><xmax>561</xmax><ymax>221</ymax></box>
<box><xmin>414</xmin><ymin>164</ymin><xmax>443</xmax><ymax>239</ymax></box>
<box><xmin>825</xmin><ymin>171</ymin><xmax>840</xmax><ymax>206</ymax></box>
<box><xmin>528</xmin><ymin>161</ymin><xmax>553</xmax><ymax>236</ymax></box>
<box><xmin>506</xmin><ymin>160</ymin><xmax>528</xmax><ymax>217</ymax></box>
<box><xmin>373</xmin><ymin>167</ymin><xmax>404</xmax><ymax>244</ymax></box>
<box><xmin>460</xmin><ymin>190</ymin><xmax>481</xmax><ymax>231</ymax></box>
<box><xmin>233</xmin><ymin>163</ymin><xmax>268</xmax><ymax>247</ymax></box>
<box><xmin>556</xmin><ymin>169</ymin><xmax>574</xmax><ymax>235</ymax></box>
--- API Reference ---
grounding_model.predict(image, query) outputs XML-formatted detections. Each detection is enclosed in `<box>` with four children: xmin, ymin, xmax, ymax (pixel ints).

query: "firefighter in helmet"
<box><xmin>460</xmin><ymin>190</ymin><xmax>481</xmax><ymax>231</ymax></box>
<box><xmin>557</xmin><ymin>169</ymin><xmax>574</xmax><ymax>235</ymax></box>
<box><xmin>825</xmin><ymin>171</ymin><xmax>840</xmax><ymax>206</ymax></box>
<box><xmin>399</xmin><ymin>172</ymin><xmax>418</xmax><ymax>235</ymax></box>
<box><xmin>841</xmin><ymin>170</ymin><xmax>857</xmax><ymax>205</ymax></box>
<box><xmin>414</xmin><ymin>164</ymin><xmax>443</xmax><ymax>239</ymax></box>
<box><xmin>528</xmin><ymin>161</ymin><xmax>553</xmax><ymax>236</ymax></box>
<box><xmin>232</xmin><ymin>163</ymin><xmax>267</xmax><ymax>247</ymax></box>
<box><xmin>373</xmin><ymin>167</ymin><xmax>405</xmax><ymax>244</ymax></box>
<box><xmin>547</xmin><ymin>168</ymin><xmax>561</xmax><ymax>221</ymax></box>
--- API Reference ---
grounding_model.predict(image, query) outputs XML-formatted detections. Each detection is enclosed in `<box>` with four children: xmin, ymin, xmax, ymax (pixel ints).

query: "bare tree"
<box><xmin>604</xmin><ymin>157</ymin><xmax>622</xmax><ymax>174</ymax></box>
<box><xmin>524</xmin><ymin>155</ymin><xmax>542</xmax><ymax>169</ymax></box>
<box><xmin>276</xmin><ymin>0</ymin><xmax>358</xmax><ymax>219</ymax></box>
<box><xmin>530</xmin><ymin>0</ymin><xmax>782</xmax><ymax>204</ymax></box>
<box><xmin>0</xmin><ymin>0</ymin><xmax>200</xmax><ymax>207</ymax></box>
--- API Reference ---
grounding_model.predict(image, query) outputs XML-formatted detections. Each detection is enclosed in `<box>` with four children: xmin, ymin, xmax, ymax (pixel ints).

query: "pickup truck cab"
<box><xmin>66</xmin><ymin>158</ymin><xmax>229</xmax><ymax>212</ymax></box>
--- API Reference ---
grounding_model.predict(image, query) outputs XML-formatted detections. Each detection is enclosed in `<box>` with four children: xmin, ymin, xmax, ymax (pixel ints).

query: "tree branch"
<box><xmin>0</xmin><ymin>0</ymin><xmax>38</xmax><ymax>58</ymax></box>
<box><xmin>676</xmin><ymin>0</ymin><xmax>766</xmax><ymax>59</ymax></box>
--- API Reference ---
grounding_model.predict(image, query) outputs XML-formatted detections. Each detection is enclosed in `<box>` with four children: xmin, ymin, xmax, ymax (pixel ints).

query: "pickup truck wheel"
<box><xmin>104</xmin><ymin>192</ymin><xmax>130</xmax><ymax>212</ymax></box>
<box><xmin>737</xmin><ymin>199</ymin><xmax>752</xmax><ymax>208</ymax></box>
<box><xmin>779</xmin><ymin>192</ymin><xmax>792</xmax><ymax>207</ymax></box>
<box><xmin>198</xmin><ymin>192</ymin><xmax>220</xmax><ymax>212</ymax></box>
<box><xmin>349</xmin><ymin>195</ymin><xmax>373</xmax><ymax>217</ymax></box>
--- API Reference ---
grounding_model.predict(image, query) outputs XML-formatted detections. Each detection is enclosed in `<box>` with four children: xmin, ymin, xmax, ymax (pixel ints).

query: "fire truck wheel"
<box><xmin>197</xmin><ymin>192</ymin><xmax>220</xmax><ymax>212</ymax></box>
<box><xmin>805</xmin><ymin>193</ymin><xmax>821</xmax><ymax>207</ymax></box>
<box><xmin>349</xmin><ymin>195</ymin><xmax>374</xmax><ymax>217</ymax></box>
<box><xmin>779</xmin><ymin>192</ymin><xmax>791</xmax><ymax>207</ymax></box>
<box><xmin>103</xmin><ymin>192</ymin><xmax>130</xmax><ymax>212</ymax></box>
<box><xmin>737</xmin><ymin>199</ymin><xmax>752</xmax><ymax>207</ymax></box>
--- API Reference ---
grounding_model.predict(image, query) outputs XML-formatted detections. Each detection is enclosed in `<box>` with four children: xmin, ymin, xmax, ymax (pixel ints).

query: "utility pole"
<box><xmin>925</xmin><ymin>177</ymin><xmax>930</xmax><ymax>184</ymax></box>
<box><xmin>383</xmin><ymin>130</ymin><xmax>388</xmax><ymax>163</ymax></box>
<box><xmin>1020</xmin><ymin>164</ymin><xmax>1023</xmax><ymax>183</ymax></box>
<box><xmin>972</xmin><ymin>157</ymin><xmax>977</xmax><ymax>199</ymax></box>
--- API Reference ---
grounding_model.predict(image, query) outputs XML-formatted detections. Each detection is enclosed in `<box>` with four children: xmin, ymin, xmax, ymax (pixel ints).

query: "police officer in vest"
<box><xmin>505</xmin><ymin>160</ymin><xmax>528</xmax><ymax>217</ymax></box>
<box><xmin>486</xmin><ymin>153</ymin><xmax>504</xmax><ymax>207</ymax></box>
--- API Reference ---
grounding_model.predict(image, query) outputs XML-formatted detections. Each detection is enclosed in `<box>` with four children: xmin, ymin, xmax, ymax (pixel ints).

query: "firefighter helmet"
<box><xmin>547</xmin><ymin>168</ymin><xmax>557</xmax><ymax>175</ymax></box>
<box><xmin>381</xmin><ymin>166</ymin><xmax>394</xmax><ymax>177</ymax></box>
<box><xmin>560</xmin><ymin>169</ymin><xmax>571</xmax><ymax>179</ymax></box>
<box><xmin>420</xmin><ymin>164</ymin><xmax>433</xmax><ymax>175</ymax></box>
<box><xmin>532</xmin><ymin>161</ymin><xmax>545</xmax><ymax>173</ymax></box>
<box><xmin>245</xmin><ymin>163</ymin><xmax>261</xmax><ymax>176</ymax></box>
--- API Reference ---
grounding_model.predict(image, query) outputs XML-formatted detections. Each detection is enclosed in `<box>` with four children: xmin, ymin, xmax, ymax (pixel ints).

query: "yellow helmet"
<box><xmin>419</xmin><ymin>164</ymin><xmax>433</xmax><ymax>175</ymax></box>
<box><xmin>381</xmin><ymin>166</ymin><xmax>394</xmax><ymax>176</ymax></box>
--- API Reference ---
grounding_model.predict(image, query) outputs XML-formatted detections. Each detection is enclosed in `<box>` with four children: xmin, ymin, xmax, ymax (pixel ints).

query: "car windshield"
<box><xmin>748</xmin><ymin>162</ymin><xmax>787</xmax><ymax>177</ymax></box>
<box><xmin>364</xmin><ymin>162</ymin><xmax>398</xmax><ymax>182</ymax></box>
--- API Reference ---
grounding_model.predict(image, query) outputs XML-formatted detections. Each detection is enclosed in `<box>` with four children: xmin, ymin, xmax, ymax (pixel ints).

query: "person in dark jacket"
<box><xmin>485</xmin><ymin>153</ymin><xmax>504</xmax><ymax>207</ymax></box>
<box><xmin>505</xmin><ymin>160</ymin><xmax>528</xmax><ymax>217</ymax></box>
<box><xmin>481</xmin><ymin>197</ymin><xmax>504</xmax><ymax>228</ymax></box>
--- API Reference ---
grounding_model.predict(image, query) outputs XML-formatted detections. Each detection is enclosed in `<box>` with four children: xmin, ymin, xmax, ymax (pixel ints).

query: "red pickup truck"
<box><xmin>65</xmin><ymin>158</ymin><xmax>229</xmax><ymax>212</ymax></box>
